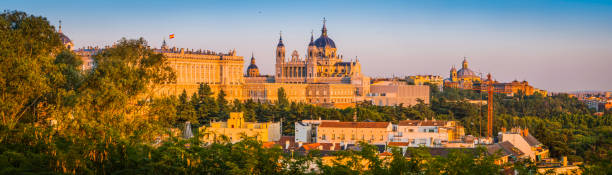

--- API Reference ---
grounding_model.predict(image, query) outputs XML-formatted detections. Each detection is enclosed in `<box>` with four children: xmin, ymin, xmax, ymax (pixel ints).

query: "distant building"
<box><xmin>497</xmin><ymin>127</ymin><xmax>549</xmax><ymax>162</ymax></box>
<box><xmin>294</xmin><ymin>119</ymin><xmax>340</xmax><ymax>143</ymax></box>
<box><xmin>316</xmin><ymin>121</ymin><xmax>393</xmax><ymax>145</ymax></box>
<box><xmin>200</xmin><ymin>112</ymin><xmax>281</xmax><ymax>143</ymax></box>
<box><xmin>444</xmin><ymin>58</ymin><xmax>482</xmax><ymax>89</ymax></box>
<box><xmin>390</xmin><ymin>119</ymin><xmax>465</xmax><ymax>147</ymax></box>
<box><xmin>366</xmin><ymin>81</ymin><xmax>430</xmax><ymax>106</ymax></box>
<box><xmin>406</xmin><ymin>75</ymin><xmax>443</xmax><ymax>87</ymax></box>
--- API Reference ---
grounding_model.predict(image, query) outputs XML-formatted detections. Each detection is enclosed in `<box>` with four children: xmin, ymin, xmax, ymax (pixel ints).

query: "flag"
<box><xmin>169</xmin><ymin>34</ymin><xmax>175</xmax><ymax>39</ymax></box>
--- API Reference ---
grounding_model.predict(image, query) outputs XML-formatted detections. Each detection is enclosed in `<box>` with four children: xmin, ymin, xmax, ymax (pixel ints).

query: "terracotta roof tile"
<box><xmin>398</xmin><ymin>120</ymin><xmax>421</xmax><ymax>126</ymax></box>
<box><xmin>398</xmin><ymin>120</ymin><xmax>448</xmax><ymax>126</ymax></box>
<box><xmin>262</xmin><ymin>142</ymin><xmax>277</xmax><ymax>148</ymax></box>
<box><xmin>319</xmin><ymin>122</ymin><xmax>390</xmax><ymax>128</ymax></box>
<box><xmin>379</xmin><ymin>152</ymin><xmax>393</xmax><ymax>156</ymax></box>
<box><xmin>301</xmin><ymin>143</ymin><xmax>321</xmax><ymax>151</ymax></box>
<box><xmin>388</xmin><ymin>142</ymin><xmax>410</xmax><ymax>146</ymax></box>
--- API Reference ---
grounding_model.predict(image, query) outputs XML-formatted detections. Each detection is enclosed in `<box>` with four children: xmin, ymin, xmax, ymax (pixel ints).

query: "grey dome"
<box><xmin>314</xmin><ymin>35</ymin><xmax>336</xmax><ymax>48</ymax></box>
<box><xmin>457</xmin><ymin>68</ymin><xmax>478</xmax><ymax>78</ymax></box>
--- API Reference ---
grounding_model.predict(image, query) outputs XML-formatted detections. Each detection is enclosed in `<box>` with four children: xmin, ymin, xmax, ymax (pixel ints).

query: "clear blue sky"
<box><xmin>5</xmin><ymin>0</ymin><xmax>612</xmax><ymax>92</ymax></box>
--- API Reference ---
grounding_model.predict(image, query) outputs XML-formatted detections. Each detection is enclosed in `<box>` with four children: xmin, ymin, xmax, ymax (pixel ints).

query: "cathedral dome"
<box><xmin>457</xmin><ymin>68</ymin><xmax>477</xmax><ymax>78</ymax></box>
<box><xmin>456</xmin><ymin>58</ymin><xmax>478</xmax><ymax>78</ymax></box>
<box><xmin>59</xmin><ymin>32</ymin><xmax>72</xmax><ymax>45</ymax></box>
<box><xmin>247</xmin><ymin>63</ymin><xmax>258</xmax><ymax>70</ymax></box>
<box><xmin>314</xmin><ymin>36</ymin><xmax>336</xmax><ymax>48</ymax></box>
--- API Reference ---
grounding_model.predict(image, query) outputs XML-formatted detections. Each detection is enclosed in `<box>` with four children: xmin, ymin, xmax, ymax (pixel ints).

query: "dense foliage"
<box><xmin>0</xmin><ymin>11</ymin><xmax>610</xmax><ymax>174</ymax></box>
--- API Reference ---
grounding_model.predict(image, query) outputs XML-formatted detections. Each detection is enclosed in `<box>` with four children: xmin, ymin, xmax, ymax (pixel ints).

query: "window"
<box><xmin>322</xmin><ymin>134</ymin><xmax>326</xmax><ymax>140</ymax></box>
<box><xmin>332</xmin><ymin>134</ymin><xmax>335</xmax><ymax>140</ymax></box>
<box><xmin>380</xmin><ymin>135</ymin><xmax>384</xmax><ymax>141</ymax></box>
<box><xmin>351</xmin><ymin>134</ymin><xmax>355</xmax><ymax>140</ymax></box>
<box><xmin>409</xmin><ymin>129</ymin><xmax>414</xmax><ymax>132</ymax></box>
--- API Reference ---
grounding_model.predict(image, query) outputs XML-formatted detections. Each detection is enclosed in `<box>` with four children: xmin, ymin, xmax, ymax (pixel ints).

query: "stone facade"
<box><xmin>366</xmin><ymin>81</ymin><xmax>430</xmax><ymax>106</ymax></box>
<box><xmin>201</xmin><ymin>112</ymin><xmax>281</xmax><ymax>143</ymax></box>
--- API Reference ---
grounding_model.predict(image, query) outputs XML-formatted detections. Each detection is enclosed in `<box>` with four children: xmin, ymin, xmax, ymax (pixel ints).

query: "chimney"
<box><xmin>562</xmin><ymin>156</ymin><xmax>568</xmax><ymax>167</ymax></box>
<box><xmin>524</xmin><ymin>128</ymin><xmax>529</xmax><ymax>136</ymax></box>
<box><xmin>501</xmin><ymin>127</ymin><xmax>507</xmax><ymax>133</ymax></box>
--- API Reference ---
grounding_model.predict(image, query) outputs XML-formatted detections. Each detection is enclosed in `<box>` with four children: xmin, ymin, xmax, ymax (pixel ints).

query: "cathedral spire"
<box><xmin>58</xmin><ymin>20</ymin><xmax>62</xmax><ymax>33</ymax></box>
<box><xmin>321</xmin><ymin>17</ymin><xmax>328</xmax><ymax>37</ymax></box>
<box><xmin>251</xmin><ymin>52</ymin><xmax>256</xmax><ymax>65</ymax></box>
<box><xmin>308</xmin><ymin>30</ymin><xmax>315</xmax><ymax>46</ymax></box>
<box><xmin>277</xmin><ymin>31</ymin><xmax>284</xmax><ymax>47</ymax></box>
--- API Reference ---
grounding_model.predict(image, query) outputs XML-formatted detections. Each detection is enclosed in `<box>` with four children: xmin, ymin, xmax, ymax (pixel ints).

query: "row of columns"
<box><xmin>282</xmin><ymin>66</ymin><xmax>306</xmax><ymax>78</ymax></box>
<box><xmin>175</xmin><ymin>62</ymin><xmax>218</xmax><ymax>84</ymax></box>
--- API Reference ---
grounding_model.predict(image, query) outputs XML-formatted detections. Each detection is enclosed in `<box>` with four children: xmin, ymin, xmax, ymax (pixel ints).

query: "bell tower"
<box><xmin>275</xmin><ymin>31</ymin><xmax>286</xmax><ymax>78</ymax></box>
<box><xmin>450</xmin><ymin>66</ymin><xmax>458</xmax><ymax>82</ymax></box>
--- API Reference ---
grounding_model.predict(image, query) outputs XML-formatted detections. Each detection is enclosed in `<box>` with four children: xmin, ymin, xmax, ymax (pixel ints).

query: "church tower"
<box><xmin>462</xmin><ymin>57</ymin><xmax>469</xmax><ymax>69</ymax></box>
<box><xmin>275</xmin><ymin>32</ymin><xmax>286</xmax><ymax>78</ymax></box>
<box><xmin>307</xmin><ymin>32</ymin><xmax>318</xmax><ymax>79</ymax></box>
<box><xmin>450</xmin><ymin>66</ymin><xmax>458</xmax><ymax>82</ymax></box>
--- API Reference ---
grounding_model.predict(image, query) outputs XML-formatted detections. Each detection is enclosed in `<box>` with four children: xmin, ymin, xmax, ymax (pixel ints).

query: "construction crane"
<box><xmin>486</xmin><ymin>73</ymin><xmax>494</xmax><ymax>139</ymax></box>
<box><xmin>476</xmin><ymin>72</ymin><xmax>499</xmax><ymax>141</ymax></box>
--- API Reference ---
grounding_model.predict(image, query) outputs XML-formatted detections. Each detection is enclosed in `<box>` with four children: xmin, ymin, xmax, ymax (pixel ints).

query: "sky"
<box><xmin>4</xmin><ymin>0</ymin><xmax>612</xmax><ymax>92</ymax></box>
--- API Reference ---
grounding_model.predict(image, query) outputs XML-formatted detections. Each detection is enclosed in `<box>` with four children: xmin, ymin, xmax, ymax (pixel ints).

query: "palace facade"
<box><xmin>75</xmin><ymin>20</ymin><xmax>372</xmax><ymax>104</ymax></box>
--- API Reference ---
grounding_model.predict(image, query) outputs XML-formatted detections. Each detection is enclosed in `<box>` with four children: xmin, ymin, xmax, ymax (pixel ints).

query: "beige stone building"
<box><xmin>316</xmin><ymin>122</ymin><xmax>393</xmax><ymax>145</ymax></box>
<box><xmin>407</xmin><ymin>75</ymin><xmax>443</xmax><ymax>87</ymax></box>
<box><xmin>366</xmin><ymin>81</ymin><xmax>430</xmax><ymax>106</ymax></box>
<box><xmin>155</xmin><ymin>43</ymin><xmax>245</xmax><ymax>101</ymax></box>
<box><xmin>201</xmin><ymin>112</ymin><xmax>281</xmax><ymax>143</ymax></box>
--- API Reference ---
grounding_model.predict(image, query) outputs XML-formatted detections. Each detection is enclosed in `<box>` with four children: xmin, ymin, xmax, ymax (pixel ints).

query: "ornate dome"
<box><xmin>314</xmin><ymin>35</ymin><xmax>336</xmax><ymax>48</ymax></box>
<box><xmin>58</xmin><ymin>21</ymin><xmax>73</xmax><ymax>50</ymax></box>
<box><xmin>457</xmin><ymin>68</ymin><xmax>477</xmax><ymax>78</ymax></box>
<box><xmin>457</xmin><ymin>58</ymin><xmax>478</xmax><ymax>78</ymax></box>
<box><xmin>59</xmin><ymin>32</ymin><xmax>72</xmax><ymax>45</ymax></box>
<box><xmin>247</xmin><ymin>63</ymin><xmax>258</xmax><ymax>69</ymax></box>
<box><xmin>246</xmin><ymin>53</ymin><xmax>260</xmax><ymax>77</ymax></box>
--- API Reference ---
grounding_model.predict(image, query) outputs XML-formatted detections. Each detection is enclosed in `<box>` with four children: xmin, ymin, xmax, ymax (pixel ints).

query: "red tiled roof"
<box><xmin>421</xmin><ymin>121</ymin><xmax>447</xmax><ymax>126</ymax></box>
<box><xmin>379</xmin><ymin>152</ymin><xmax>393</xmax><ymax>156</ymax></box>
<box><xmin>319</xmin><ymin>122</ymin><xmax>390</xmax><ymax>128</ymax></box>
<box><xmin>262</xmin><ymin>142</ymin><xmax>277</xmax><ymax>148</ymax></box>
<box><xmin>398</xmin><ymin>120</ymin><xmax>420</xmax><ymax>126</ymax></box>
<box><xmin>301</xmin><ymin>143</ymin><xmax>321</xmax><ymax>151</ymax></box>
<box><xmin>388</xmin><ymin>142</ymin><xmax>410</xmax><ymax>146</ymax></box>
<box><xmin>398</xmin><ymin>120</ymin><xmax>447</xmax><ymax>126</ymax></box>
<box><xmin>319</xmin><ymin>143</ymin><xmax>342</xmax><ymax>151</ymax></box>
<box><xmin>275</xmin><ymin>136</ymin><xmax>298</xmax><ymax>149</ymax></box>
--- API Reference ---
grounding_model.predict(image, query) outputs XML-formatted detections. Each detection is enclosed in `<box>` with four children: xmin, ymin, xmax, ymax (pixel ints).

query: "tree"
<box><xmin>0</xmin><ymin>10</ymin><xmax>63</xmax><ymax>129</ymax></box>
<box><xmin>175</xmin><ymin>90</ymin><xmax>196</xmax><ymax>125</ymax></box>
<box><xmin>217</xmin><ymin>90</ymin><xmax>228</xmax><ymax>120</ymax></box>
<box><xmin>277</xmin><ymin>87</ymin><xmax>289</xmax><ymax>108</ymax></box>
<box><xmin>195</xmin><ymin>83</ymin><xmax>216</xmax><ymax>124</ymax></box>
